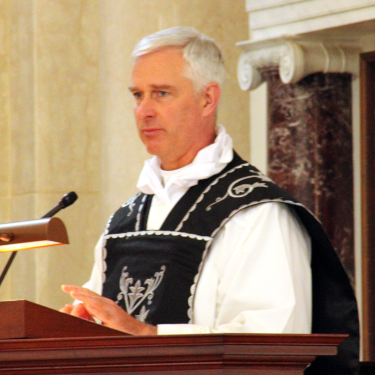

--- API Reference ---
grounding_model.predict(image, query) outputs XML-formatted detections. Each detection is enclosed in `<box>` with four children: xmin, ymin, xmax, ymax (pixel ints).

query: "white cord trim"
<box><xmin>104</xmin><ymin>230</ymin><xmax>212</xmax><ymax>242</ymax></box>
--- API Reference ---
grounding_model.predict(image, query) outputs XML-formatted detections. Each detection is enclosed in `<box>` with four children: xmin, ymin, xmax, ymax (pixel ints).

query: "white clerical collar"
<box><xmin>137</xmin><ymin>124</ymin><xmax>233</xmax><ymax>204</ymax></box>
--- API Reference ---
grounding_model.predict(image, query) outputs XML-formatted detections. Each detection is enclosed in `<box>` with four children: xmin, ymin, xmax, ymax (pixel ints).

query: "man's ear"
<box><xmin>201</xmin><ymin>82</ymin><xmax>221</xmax><ymax>117</ymax></box>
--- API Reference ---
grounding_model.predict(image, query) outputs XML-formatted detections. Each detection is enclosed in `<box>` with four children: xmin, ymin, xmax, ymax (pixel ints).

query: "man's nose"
<box><xmin>136</xmin><ymin>97</ymin><xmax>156</xmax><ymax>119</ymax></box>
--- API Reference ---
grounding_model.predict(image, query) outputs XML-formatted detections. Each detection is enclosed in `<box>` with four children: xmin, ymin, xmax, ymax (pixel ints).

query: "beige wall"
<box><xmin>0</xmin><ymin>0</ymin><xmax>11</xmax><ymax>226</ymax></box>
<box><xmin>0</xmin><ymin>0</ymin><xmax>249</xmax><ymax>310</ymax></box>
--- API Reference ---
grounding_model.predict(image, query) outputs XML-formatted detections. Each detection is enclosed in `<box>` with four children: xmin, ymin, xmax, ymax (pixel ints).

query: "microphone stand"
<box><xmin>0</xmin><ymin>192</ymin><xmax>78</xmax><ymax>287</ymax></box>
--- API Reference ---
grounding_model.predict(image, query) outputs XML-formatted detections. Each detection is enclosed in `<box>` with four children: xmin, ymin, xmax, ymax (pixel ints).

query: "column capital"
<box><xmin>237</xmin><ymin>37</ymin><xmax>360</xmax><ymax>91</ymax></box>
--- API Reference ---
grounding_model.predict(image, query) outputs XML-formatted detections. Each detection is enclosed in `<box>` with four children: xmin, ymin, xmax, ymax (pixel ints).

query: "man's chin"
<box><xmin>144</xmin><ymin>144</ymin><xmax>165</xmax><ymax>159</ymax></box>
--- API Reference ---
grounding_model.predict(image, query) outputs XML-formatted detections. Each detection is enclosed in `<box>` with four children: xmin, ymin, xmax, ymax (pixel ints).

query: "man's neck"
<box><xmin>160</xmin><ymin>129</ymin><xmax>216</xmax><ymax>171</ymax></box>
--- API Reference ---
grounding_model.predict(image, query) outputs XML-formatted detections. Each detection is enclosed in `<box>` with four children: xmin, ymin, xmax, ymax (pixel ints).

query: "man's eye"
<box><xmin>157</xmin><ymin>91</ymin><xmax>168</xmax><ymax>97</ymax></box>
<box><xmin>133</xmin><ymin>92</ymin><xmax>142</xmax><ymax>99</ymax></box>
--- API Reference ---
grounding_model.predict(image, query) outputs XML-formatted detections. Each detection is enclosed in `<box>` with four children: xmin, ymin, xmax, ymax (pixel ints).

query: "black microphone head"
<box><xmin>59</xmin><ymin>191</ymin><xmax>78</xmax><ymax>208</ymax></box>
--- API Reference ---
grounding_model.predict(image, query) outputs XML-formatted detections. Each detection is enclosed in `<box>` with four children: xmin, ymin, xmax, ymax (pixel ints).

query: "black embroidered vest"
<box><xmin>102</xmin><ymin>152</ymin><xmax>359</xmax><ymax>375</ymax></box>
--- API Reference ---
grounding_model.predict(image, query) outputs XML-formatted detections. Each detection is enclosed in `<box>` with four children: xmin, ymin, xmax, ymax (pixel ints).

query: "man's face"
<box><xmin>129</xmin><ymin>48</ymin><xmax>216</xmax><ymax>170</ymax></box>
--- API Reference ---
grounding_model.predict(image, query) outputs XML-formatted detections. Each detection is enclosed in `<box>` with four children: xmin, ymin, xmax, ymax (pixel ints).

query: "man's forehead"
<box><xmin>130</xmin><ymin>53</ymin><xmax>191</xmax><ymax>91</ymax></box>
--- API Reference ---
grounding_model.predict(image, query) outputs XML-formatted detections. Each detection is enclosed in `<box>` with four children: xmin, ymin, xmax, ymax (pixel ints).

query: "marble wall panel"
<box><xmin>0</xmin><ymin>0</ymin><xmax>38</xmax><ymax>302</ymax></box>
<box><xmin>266</xmin><ymin>71</ymin><xmax>354</xmax><ymax>284</ymax></box>
<box><xmin>0</xmin><ymin>0</ymin><xmax>10</xmax><ymax>223</ymax></box>
<box><xmin>32</xmin><ymin>0</ymin><xmax>101</xmax><ymax>309</ymax></box>
<box><xmin>9</xmin><ymin>0</ymin><xmax>36</xmax><ymax>199</ymax></box>
<box><xmin>35</xmin><ymin>0</ymin><xmax>100</xmax><ymax>194</ymax></box>
<box><xmin>0</xmin><ymin>0</ymin><xmax>102</xmax><ymax>309</ymax></box>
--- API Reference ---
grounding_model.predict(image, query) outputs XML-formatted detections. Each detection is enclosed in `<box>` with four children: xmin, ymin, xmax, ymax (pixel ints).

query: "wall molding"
<box><xmin>237</xmin><ymin>37</ymin><xmax>360</xmax><ymax>91</ymax></box>
<box><xmin>245</xmin><ymin>0</ymin><xmax>375</xmax><ymax>41</ymax></box>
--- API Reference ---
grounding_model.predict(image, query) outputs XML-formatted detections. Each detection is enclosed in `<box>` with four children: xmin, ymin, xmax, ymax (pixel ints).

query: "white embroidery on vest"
<box><xmin>206</xmin><ymin>170</ymin><xmax>273</xmax><ymax>211</ymax></box>
<box><xmin>116</xmin><ymin>265</ymin><xmax>166</xmax><ymax>322</ymax></box>
<box><xmin>135</xmin><ymin>194</ymin><xmax>147</xmax><ymax>232</ymax></box>
<box><xmin>103</xmin><ymin>193</ymin><xmax>141</xmax><ymax>236</ymax></box>
<box><xmin>122</xmin><ymin>192</ymin><xmax>141</xmax><ymax>217</ymax></box>
<box><xmin>175</xmin><ymin>163</ymin><xmax>249</xmax><ymax>232</ymax></box>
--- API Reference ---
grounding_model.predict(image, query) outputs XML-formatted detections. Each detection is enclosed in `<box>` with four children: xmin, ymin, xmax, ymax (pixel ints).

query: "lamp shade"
<box><xmin>0</xmin><ymin>217</ymin><xmax>69</xmax><ymax>252</ymax></box>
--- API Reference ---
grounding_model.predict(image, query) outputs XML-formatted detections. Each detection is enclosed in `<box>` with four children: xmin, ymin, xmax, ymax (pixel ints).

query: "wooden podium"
<box><xmin>0</xmin><ymin>300</ymin><xmax>346</xmax><ymax>374</ymax></box>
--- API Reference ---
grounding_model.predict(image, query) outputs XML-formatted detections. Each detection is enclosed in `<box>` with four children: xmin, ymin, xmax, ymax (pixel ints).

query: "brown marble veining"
<box><xmin>265</xmin><ymin>71</ymin><xmax>354</xmax><ymax>285</ymax></box>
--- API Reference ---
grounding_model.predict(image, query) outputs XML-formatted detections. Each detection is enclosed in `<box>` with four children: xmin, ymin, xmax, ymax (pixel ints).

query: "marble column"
<box><xmin>266</xmin><ymin>70</ymin><xmax>354</xmax><ymax>284</ymax></box>
<box><xmin>238</xmin><ymin>38</ymin><xmax>358</xmax><ymax>284</ymax></box>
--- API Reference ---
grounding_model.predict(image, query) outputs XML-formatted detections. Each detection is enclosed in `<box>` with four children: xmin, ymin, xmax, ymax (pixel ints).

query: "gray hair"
<box><xmin>131</xmin><ymin>26</ymin><xmax>225</xmax><ymax>93</ymax></box>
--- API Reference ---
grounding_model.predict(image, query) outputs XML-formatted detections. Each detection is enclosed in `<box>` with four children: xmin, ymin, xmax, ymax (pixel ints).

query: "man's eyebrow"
<box><xmin>128</xmin><ymin>84</ymin><xmax>175</xmax><ymax>92</ymax></box>
<box><xmin>150</xmin><ymin>84</ymin><xmax>174</xmax><ymax>90</ymax></box>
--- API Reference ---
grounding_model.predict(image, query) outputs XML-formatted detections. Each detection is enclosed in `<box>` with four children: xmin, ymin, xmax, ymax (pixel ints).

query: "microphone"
<box><xmin>41</xmin><ymin>192</ymin><xmax>78</xmax><ymax>218</ymax></box>
<box><xmin>0</xmin><ymin>192</ymin><xmax>78</xmax><ymax>287</ymax></box>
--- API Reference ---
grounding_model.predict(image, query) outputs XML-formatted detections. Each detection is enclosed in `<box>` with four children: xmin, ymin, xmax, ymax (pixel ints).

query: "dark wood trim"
<box><xmin>360</xmin><ymin>51</ymin><xmax>375</xmax><ymax>361</ymax></box>
<box><xmin>0</xmin><ymin>300</ymin><xmax>347</xmax><ymax>374</ymax></box>
<box><xmin>0</xmin><ymin>333</ymin><xmax>346</xmax><ymax>374</ymax></box>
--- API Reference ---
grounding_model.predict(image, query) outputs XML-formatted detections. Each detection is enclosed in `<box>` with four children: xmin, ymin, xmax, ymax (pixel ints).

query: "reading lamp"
<box><xmin>0</xmin><ymin>192</ymin><xmax>76</xmax><ymax>287</ymax></box>
<box><xmin>0</xmin><ymin>217</ymin><xmax>69</xmax><ymax>252</ymax></box>
<box><xmin>0</xmin><ymin>217</ymin><xmax>69</xmax><ymax>286</ymax></box>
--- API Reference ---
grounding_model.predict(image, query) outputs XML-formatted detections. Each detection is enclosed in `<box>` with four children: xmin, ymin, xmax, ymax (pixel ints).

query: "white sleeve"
<box><xmin>80</xmin><ymin>235</ymin><xmax>104</xmax><ymax>295</ymax></box>
<box><xmin>157</xmin><ymin>202</ymin><xmax>312</xmax><ymax>335</ymax></box>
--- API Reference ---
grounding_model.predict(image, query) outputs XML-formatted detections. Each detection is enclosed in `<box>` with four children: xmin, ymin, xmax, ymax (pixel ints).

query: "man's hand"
<box><xmin>60</xmin><ymin>302</ymin><xmax>95</xmax><ymax>322</ymax></box>
<box><xmin>61</xmin><ymin>285</ymin><xmax>157</xmax><ymax>335</ymax></box>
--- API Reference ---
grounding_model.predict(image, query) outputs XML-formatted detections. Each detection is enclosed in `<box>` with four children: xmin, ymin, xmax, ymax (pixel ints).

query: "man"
<box><xmin>62</xmin><ymin>27</ymin><xmax>359</xmax><ymax>374</ymax></box>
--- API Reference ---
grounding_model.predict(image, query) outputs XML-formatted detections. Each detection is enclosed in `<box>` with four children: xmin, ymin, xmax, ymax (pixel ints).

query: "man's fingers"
<box><xmin>62</xmin><ymin>285</ymin><xmax>100</xmax><ymax>301</ymax></box>
<box><xmin>60</xmin><ymin>284</ymin><xmax>156</xmax><ymax>334</ymax></box>
<box><xmin>60</xmin><ymin>304</ymin><xmax>73</xmax><ymax>313</ymax></box>
<box><xmin>63</xmin><ymin>289</ymin><xmax>127</xmax><ymax>327</ymax></box>
<box><xmin>71</xmin><ymin>303</ymin><xmax>95</xmax><ymax>321</ymax></box>
<box><xmin>62</xmin><ymin>285</ymin><xmax>114</xmax><ymax>312</ymax></box>
<box><xmin>61</xmin><ymin>284</ymin><xmax>116</xmax><ymax>321</ymax></box>
<box><xmin>61</xmin><ymin>285</ymin><xmax>96</xmax><ymax>322</ymax></box>
<box><xmin>83</xmin><ymin>299</ymin><xmax>120</xmax><ymax>323</ymax></box>
<box><xmin>62</xmin><ymin>285</ymin><xmax>95</xmax><ymax>304</ymax></box>
<box><xmin>60</xmin><ymin>302</ymin><xmax>95</xmax><ymax>321</ymax></box>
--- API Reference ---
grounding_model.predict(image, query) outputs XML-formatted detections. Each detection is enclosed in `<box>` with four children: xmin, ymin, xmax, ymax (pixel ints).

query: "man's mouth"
<box><xmin>142</xmin><ymin>127</ymin><xmax>162</xmax><ymax>135</ymax></box>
